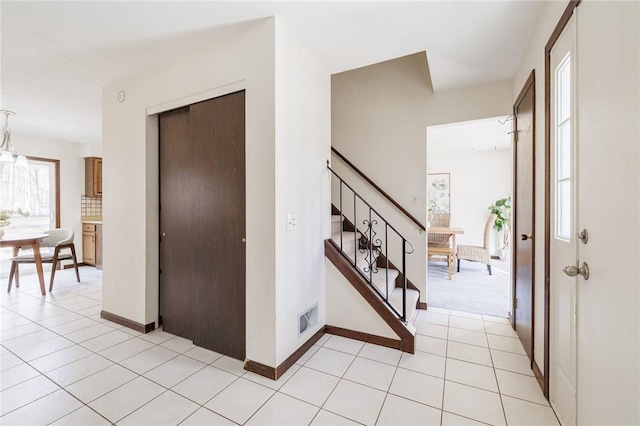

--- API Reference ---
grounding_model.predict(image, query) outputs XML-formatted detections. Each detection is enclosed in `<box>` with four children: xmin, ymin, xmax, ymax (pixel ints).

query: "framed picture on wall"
<box><xmin>428</xmin><ymin>173</ymin><xmax>450</xmax><ymax>213</ymax></box>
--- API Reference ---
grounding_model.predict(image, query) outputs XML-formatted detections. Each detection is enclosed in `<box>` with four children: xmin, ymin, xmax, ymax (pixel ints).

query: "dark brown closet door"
<box><xmin>160</xmin><ymin>91</ymin><xmax>246</xmax><ymax>360</ymax></box>
<box><xmin>159</xmin><ymin>107</ymin><xmax>193</xmax><ymax>340</ymax></box>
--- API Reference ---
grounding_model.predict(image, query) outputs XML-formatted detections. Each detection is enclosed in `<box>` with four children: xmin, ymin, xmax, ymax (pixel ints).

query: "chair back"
<box><xmin>483</xmin><ymin>214</ymin><xmax>497</xmax><ymax>250</ymax></box>
<box><xmin>428</xmin><ymin>213</ymin><xmax>451</xmax><ymax>247</ymax></box>
<box><xmin>41</xmin><ymin>228</ymin><xmax>74</xmax><ymax>248</ymax></box>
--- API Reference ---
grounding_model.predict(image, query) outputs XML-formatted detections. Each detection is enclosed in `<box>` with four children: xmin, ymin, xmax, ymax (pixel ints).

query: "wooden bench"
<box><xmin>427</xmin><ymin>246</ymin><xmax>454</xmax><ymax>280</ymax></box>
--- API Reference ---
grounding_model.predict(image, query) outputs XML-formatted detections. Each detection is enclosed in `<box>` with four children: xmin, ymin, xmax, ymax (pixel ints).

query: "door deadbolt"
<box><xmin>577</xmin><ymin>229</ymin><xmax>589</xmax><ymax>244</ymax></box>
<box><xmin>520</xmin><ymin>233</ymin><xmax>533</xmax><ymax>241</ymax></box>
<box><xmin>563</xmin><ymin>262</ymin><xmax>590</xmax><ymax>280</ymax></box>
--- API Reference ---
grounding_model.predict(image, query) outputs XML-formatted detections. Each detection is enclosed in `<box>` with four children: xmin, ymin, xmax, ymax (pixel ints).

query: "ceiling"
<box><xmin>427</xmin><ymin>116</ymin><xmax>513</xmax><ymax>155</ymax></box>
<box><xmin>1</xmin><ymin>1</ymin><xmax>545</xmax><ymax>145</ymax></box>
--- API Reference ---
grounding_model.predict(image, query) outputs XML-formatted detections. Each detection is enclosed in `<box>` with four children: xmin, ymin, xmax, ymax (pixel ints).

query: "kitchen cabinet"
<box><xmin>82</xmin><ymin>223</ymin><xmax>97</xmax><ymax>266</ymax></box>
<box><xmin>85</xmin><ymin>157</ymin><xmax>102</xmax><ymax>197</ymax></box>
<box><xmin>96</xmin><ymin>224</ymin><xmax>102</xmax><ymax>270</ymax></box>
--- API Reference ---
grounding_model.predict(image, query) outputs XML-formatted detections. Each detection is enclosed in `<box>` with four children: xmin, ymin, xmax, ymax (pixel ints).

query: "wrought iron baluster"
<box><xmin>353</xmin><ymin>192</ymin><xmax>357</xmax><ymax>265</ymax></box>
<box><xmin>385</xmin><ymin>224</ymin><xmax>389</xmax><ymax>302</ymax></box>
<box><xmin>327</xmin><ymin>164</ymin><xmax>411</xmax><ymax>322</ymax></box>
<box><xmin>368</xmin><ymin>208</ymin><xmax>373</xmax><ymax>284</ymax></box>
<box><xmin>339</xmin><ymin>181</ymin><xmax>343</xmax><ymax>251</ymax></box>
<box><xmin>402</xmin><ymin>239</ymin><xmax>407</xmax><ymax>322</ymax></box>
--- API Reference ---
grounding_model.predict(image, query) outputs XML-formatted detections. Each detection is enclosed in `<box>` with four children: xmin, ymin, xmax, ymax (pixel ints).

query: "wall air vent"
<box><xmin>298</xmin><ymin>303</ymin><xmax>318</xmax><ymax>337</ymax></box>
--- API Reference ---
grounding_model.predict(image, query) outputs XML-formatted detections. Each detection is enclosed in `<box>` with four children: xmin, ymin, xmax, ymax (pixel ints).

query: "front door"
<box><xmin>513</xmin><ymin>72</ymin><xmax>535</xmax><ymax>361</ymax></box>
<box><xmin>160</xmin><ymin>91</ymin><xmax>246</xmax><ymax>360</ymax></box>
<box><xmin>549</xmin><ymin>15</ymin><xmax>577</xmax><ymax>426</ymax></box>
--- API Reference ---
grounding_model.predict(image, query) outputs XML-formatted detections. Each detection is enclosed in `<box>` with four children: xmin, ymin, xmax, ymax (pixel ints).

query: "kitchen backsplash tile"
<box><xmin>81</xmin><ymin>195</ymin><xmax>102</xmax><ymax>217</ymax></box>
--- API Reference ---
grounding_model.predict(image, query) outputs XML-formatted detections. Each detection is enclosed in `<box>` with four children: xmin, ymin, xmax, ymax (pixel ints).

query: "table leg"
<box><xmin>8</xmin><ymin>247</ymin><xmax>19</xmax><ymax>291</ymax></box>
<box><xmin>452</xmin><ymin>234</ymin><xmax>457</xmax><ymax>274</ymax></box>
<box><xmin>32</xmin><ymin>241</ymin><xmax>46</xmax><ymax>296</ymax></box>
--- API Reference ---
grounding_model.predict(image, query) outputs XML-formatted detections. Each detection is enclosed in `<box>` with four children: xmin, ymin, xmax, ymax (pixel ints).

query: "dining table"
<box><xmin>427</xmin><ymin>226</ymin><xmax>465</xmax><ymax>252</ymax></box>
<box><xmin>427</xmin><ymin>227</ymin><xmax>465</xmax><ymax>279</ymax></box>
<box><xmin>1</xmin><ymin>233</ymin><xmax>48</xmax><ymax>296</ymax></box>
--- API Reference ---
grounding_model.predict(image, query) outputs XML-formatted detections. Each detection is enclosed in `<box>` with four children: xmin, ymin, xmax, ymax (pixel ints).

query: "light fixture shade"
<box><xmin>15</xmin><ymin>154</ymin><xmax>28</xmax><ymax>167</ymax></box>
<box><xmin>0</xmin><ymin>150</ymin><xmax>14</xmax><ymax>163</ymax></box>
<box><xmin>0</xmin><ymin>110</ymin><xmax>27</xmax><ymax>166</ymax></box>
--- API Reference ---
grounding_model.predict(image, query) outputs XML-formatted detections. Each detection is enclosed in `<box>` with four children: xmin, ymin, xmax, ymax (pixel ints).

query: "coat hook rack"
<box><xmin>498</xmin><ymin>114</ymin><xmax>515</xmax><ymax>125</ymax></box>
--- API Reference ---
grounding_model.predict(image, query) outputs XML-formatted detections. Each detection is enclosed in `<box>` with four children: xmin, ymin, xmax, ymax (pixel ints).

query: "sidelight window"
<box><xmin>555</xmin><ymin>52</ymin><xmax>572</xmax><ymax>241</ymax></box>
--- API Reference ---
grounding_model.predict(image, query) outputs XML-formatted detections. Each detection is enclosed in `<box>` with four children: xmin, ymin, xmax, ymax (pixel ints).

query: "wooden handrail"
<box><xmin>331</xmin><ymin>147</ymin><xmax>426</xmax><ymax>231</ymax></box>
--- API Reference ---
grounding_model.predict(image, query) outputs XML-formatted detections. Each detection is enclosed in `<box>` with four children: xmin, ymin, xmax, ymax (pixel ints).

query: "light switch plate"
<box><xmin>286</xmin><ymin>213</ymin><xmax>297</xmax><ymax>231</ymax></box>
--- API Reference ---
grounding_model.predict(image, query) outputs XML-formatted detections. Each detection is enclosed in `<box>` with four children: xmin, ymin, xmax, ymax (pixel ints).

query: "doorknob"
<box><xmin>520</xmin><ymin>233</ymin><xmax>533</xmax><ymax>241</ymax></box>
<box><xmin>563</xmin><ymin>262</ymin><xmax>590</xmax><ymax>280</ymax></box>
<box><xmin>241</xmin><ymin>237</ymin><xmax>246</xmax><ymax>243</ymax></box>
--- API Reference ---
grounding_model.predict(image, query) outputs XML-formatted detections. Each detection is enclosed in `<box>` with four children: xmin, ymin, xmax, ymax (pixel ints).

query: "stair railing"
<box><xmin>328</xmin><ymin>161</ymin><xmax>415</xmax><ymax>322</ymax></box>
<box><xmin>331</xmin><ymin>147</ymin><xmax>426</xmax><ymax>231</ymax></box>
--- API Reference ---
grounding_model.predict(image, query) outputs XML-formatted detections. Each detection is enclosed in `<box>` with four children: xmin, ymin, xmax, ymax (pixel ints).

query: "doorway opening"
<box><xmin>426</xmin><ymin>116</ymin><xmax>513</xmax><ymax>318</ymax></box>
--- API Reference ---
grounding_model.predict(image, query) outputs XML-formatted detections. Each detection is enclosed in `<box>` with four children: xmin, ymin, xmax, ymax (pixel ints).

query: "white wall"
<box><xmin>325</xmin><ymin>260</ymin><xmax>399</xmax><ymax>340</ymax></box>
<box><xmin>273</xmin><ymin>21</ymin><xmax>331</xmax><ymax>365</ymax></box>
<box><xmin>103</xmin><ymin>18</ymin><xmax>332</xmax><ymax>369</ymax></box>
<box><xmin>102</xmin><ymin>19</ymin><xmax>278</xmax><ymax>367</ymax></box>
<box><xmin>427</xmin><ymin>149</ymin><xmax>512</xmax><ymax>254</ymax></box>
<box><xmin>332</xmin><ymin>53</ymin><xmax>512</xmax><ymax>302</ymax></box>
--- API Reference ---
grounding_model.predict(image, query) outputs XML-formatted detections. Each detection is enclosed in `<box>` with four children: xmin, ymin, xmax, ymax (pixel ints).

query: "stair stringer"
<box><xmin>325</xmin><ymin>239</ymin><xmax>415</xmax><ymax>353</ymax></box>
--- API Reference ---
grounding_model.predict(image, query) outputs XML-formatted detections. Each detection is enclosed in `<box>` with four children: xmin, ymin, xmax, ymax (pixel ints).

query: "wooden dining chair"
<box><xmin>8</xmin><ymin>228</ymin><xmax>80</xmax><ymax>292</ymax></box>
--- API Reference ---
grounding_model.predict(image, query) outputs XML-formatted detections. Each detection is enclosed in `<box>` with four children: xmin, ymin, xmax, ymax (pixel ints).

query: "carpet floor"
<box><xmin>427</xmin><ymin>258</ymin><xmax>511</xmax><ymax>318</ymax></box>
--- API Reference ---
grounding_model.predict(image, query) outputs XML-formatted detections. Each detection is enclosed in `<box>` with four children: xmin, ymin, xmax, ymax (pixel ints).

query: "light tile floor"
<box><xmin>1</xmin><ymin>268</ymin><xmax>560</xmax><ymax>425</ymax></box>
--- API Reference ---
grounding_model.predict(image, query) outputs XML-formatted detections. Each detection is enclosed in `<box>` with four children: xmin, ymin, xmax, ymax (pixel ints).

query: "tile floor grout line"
<box><xmin>50</xmin><ymin>387</ymin><xmax>113</xmax><ymax>426</ymax></box>
<box><xmin>439</xmin><ymin>317</ymin><xmax>451</xmax><ymax>425</ymax></box>
<box><xmin>317</xmin><ymin>406</ymin><xmax>367</xmax><ymax>425</ymax></box>
<box><xmin>441</xmin><ymin>409</ymin><xmax>495</xmax><ymax>426</ymax></box>
<box><xmin>3</xmin><ymin>271</ymin><xmax>552</xmax><ymax>426</ymax></box>
<box><xmin>117</xmin><ymin>388</ymin><xmax>200</xmax><ymax>426</ymax></box>
<box><xmin>185</xmin><ymin>372</ymin><xmax>243</xmax><ymax>417</ymax></box>
<box><xmin>310</xmin><ymin>335</ymin><xmax>362</xmax><ymax>424</ymax></box>
<box><xmin>487</xmin><ymin>330</ymin><xmax>509</xmax><ymax>425</ymax></box>
<box><xmin>0</xmin><ymin>370</ymin><xmax>64</xmax><ymax>418</ymax></box>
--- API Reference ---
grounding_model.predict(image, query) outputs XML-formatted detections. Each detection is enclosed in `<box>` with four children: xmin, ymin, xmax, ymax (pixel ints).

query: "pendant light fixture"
<box><xmin>0</xmin><ymin>110</ymin><xmax>28</xmax><ymax>166</ymax></box>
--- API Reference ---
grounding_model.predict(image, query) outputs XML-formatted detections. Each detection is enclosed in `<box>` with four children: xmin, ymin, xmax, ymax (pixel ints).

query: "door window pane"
<box><xmin>559</xmin><ymin>58</ymin><xmax>571</xmax><ymax>123</ymax></box>
<box><xmin>555</xmin><ymin>53</ymin><xmax>572</xmax><ymax>241</ymax></box>
<box><xmin>558</xmin><ymin>180</ymin><xmax>571</xmax><ymax>239</ymax></box>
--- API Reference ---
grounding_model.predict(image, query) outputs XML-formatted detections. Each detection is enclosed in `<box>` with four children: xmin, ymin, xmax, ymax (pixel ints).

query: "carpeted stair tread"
<box><xmin>331</xmin><ymin>231</ymin><xmax>359</xmax><ymax>243</ymax></box>
<box><xmin>345</xmin><ymin>249</ymin><xmax>381</xmax><ymax>272</ymax></box>
<box><xmin>367</xmin><ymin>267</ymin><xmax>399</xmax><ymax>297</ymax></box>
<box><xmin>390</xmin><ymin>288</ymin><xmax>420</xmax><ymax>324</ymax></box>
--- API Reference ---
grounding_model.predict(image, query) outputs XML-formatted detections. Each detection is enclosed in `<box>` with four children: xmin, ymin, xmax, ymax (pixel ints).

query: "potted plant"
<box><xmin>0</xmin><ymin>209</ymin><xmax>11</xmax><ymax>239</ymax></box>
<box><xmin>488</xmin><ymin>196</ymin><xmax>511</xmax><ymax>259</ymax></box>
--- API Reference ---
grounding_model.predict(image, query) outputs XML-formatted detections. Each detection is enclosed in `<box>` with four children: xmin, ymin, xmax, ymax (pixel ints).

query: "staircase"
<box><xmin>326</xmin><ymin>161</ymin><xmax>421</xmax><ymax>352</ymax></box>
<box><xmin>330</xmin><ymin>214</ymin><xmax>420</xmax><ymax>324</ymax></box>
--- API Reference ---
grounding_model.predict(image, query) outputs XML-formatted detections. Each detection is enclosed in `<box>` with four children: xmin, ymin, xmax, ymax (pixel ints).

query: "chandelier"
<box><xmin>0</xmin><ymin>110</ymin><xmax>28</xmax><ymax>166</ymax></box>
